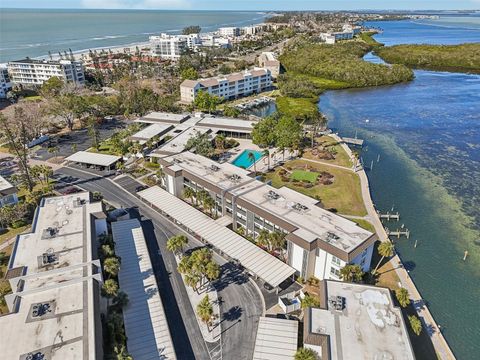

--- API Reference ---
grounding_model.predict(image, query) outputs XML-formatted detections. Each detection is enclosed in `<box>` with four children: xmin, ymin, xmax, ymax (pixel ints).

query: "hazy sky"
<box><xmin>1</xmin><ymin>0</ymin><xmax>479</xmax><ymax>10</ymax></box>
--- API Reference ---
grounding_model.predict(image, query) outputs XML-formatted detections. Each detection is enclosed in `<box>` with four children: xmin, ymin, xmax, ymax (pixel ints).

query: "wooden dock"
<box><xmin>378</xmin><ymin>211</ymin><xmax>400</xmax><ymax>221</ymax></box>
<box><xmin>342</xmin><ymin>137</ymin><xmax>364</xmax><ymax>146</ymax></box>
<box><xmin>385</xmin><ymin>228</ymin><xmax>410</xmax><ymax>239</ymax></box>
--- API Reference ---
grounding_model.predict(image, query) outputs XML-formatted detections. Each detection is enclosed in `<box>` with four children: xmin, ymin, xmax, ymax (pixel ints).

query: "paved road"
<box><xmin>55</xmin><ymin>167</ymin><xmax>264</xmax><ymax>360</ymax></box>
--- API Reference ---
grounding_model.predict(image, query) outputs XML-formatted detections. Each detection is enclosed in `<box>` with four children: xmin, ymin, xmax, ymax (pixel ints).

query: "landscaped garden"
<box><xmin>264</xmin><ymin>159</ymin><xmax>367</xmax><ymax>216</ymax></box>
<box><xmin>302</xmin><ymin>135</ymin><xmax>353</xmax><ymax>168</ymax></box>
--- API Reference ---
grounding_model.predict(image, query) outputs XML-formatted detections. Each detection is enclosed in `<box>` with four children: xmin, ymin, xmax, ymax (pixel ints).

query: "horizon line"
<box><xmin>1</xmin><ymin>7</ymin><xmax>479</xmax><ymax>11</ymax></box>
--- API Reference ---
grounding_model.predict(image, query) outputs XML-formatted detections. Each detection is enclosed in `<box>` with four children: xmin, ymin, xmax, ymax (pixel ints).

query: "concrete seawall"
<box><xmin>332</xmin><ymin>133</ymin><xmax>456</xmax><ymax>360</ymax></box>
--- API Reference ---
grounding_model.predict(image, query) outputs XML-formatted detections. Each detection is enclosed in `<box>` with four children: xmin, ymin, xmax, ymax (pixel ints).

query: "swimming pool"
<box><xmin>232</xmin><ymin>149</ymin><xmax>263</xmax><ymax>169</ymax></box>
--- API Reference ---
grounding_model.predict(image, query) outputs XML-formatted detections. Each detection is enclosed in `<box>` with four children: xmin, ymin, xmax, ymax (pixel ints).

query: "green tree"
<box><xmin>275</xmin><ymin>116</ymin><xmax>302</xmax><ymax>160</ymax></box>
<box><xmin>223</xmin><ymin>105</ymin><xmax>240</xmax><ymax>118</ymax></box>
<box><xmin>395</xmin><ymin>288</ymin><xmax>411</xmax><ymax>308</ymax></box>
<box><xmin>256</xmin><ymin>229</ymin><xmax>270</xmax><ymax>249</ymax></box>
<box><xmin>214</xmin><ymin>134</ymin><xmax>226</xmax><ymax>152</ymax></box>
<box><xmin>251</xmin><ymin>115</ymin><xmax>278</xmax><ymax>148</ymax></box>
<box><xmin>104</xmin><ymin>257</ymin><xmax>121</xmax><ymax>278</ymax></box>
<box><xmin>181</xmin><ymin>67</ymin><xmax>199</xmax><ymax>80</ymax></box>
<box><xmin>269</xmin><ymin>231</ymin><xmax>286</xmax><ymax>252</ymax></box>
<box><xmin>113</xmin><ymin>291</ymin><xmax>129</xmax><ymax>308</ymax></box>
<box><xmin>183</xmin><ymin>186</ymin><xmax>196</xmax><ymax>205</ymax></box>
<box><xmin>40</xmin><ymin>76</ymin><xmax>64</xmax><ymax>97</ymax></box>
<box><xmin>49</xmin><ymin>94</ymin><xmax>86</xmax><ymax>130</ymax></box>
<box><xmin>301</xmin><ymin>294</ymin><xmax>321</xmax><ymax>309</ymax></box>
<box><xmin>262</xmin><ymin>149</ymin><xmax>270</xmax><ymax>170</ymax></box>
<box><xmin>340</xmin><ymin>264</ymin><xmax>364</xmax><ymax>283</ymax></box>
<box><xmin>408</xmin><ymin>315</ymin><xmax>423</xmax><ymax>336</ymax></box>
<box><xmin>295</xmin><ymin>347</ymin><xmax>319</xmax><ymax>360</ymax></box>
<box><xmin>197</xmin><ymin>294</ymin><xmax>214</xmax><ymax>331</ymax></box>
<box><xmin>185</xmin><ymin>131</ymin><xmax>214</xmax><ymax>158</ymax></box>
<box><xmin>309</xmin><ymin>112</ymin><xmax>327</xmax><ymax>147</ymax></box>
<box><xmin>166</xmin><ymin>234</ymin><xmax>189</xmax><ymax>255</ymax></box>
<box><xmin>48</xmin><ymin>146</ymin><xmax>60</xmax><ymax>159</ymax></box>
<box><xmin>205</xmin><ymin>261</ymin><xmax>220</xmax><ymax>282</ymax></box>
<box><xmin>203</xmin><ymin>195</ymin><xmax>216</xmax><ymax>216</ymax></box>
<box><xmin>194</xmin><ymin>90</ymin><xmax>220</xmax><ymax>113</ymax></box>
<box><xmin>373</xmin><ymin>241</ymin><xmax>395</xmax><ymax>274</ymax></box>
<box><xmin>87</xmin><ymin>117</ymin><xmax>101</xmax><ymax>149</ymax></box>
<box><xmin>102</xmin><ymin>279</ymin><xmax>119</xmax><ymax>299</ymax></box>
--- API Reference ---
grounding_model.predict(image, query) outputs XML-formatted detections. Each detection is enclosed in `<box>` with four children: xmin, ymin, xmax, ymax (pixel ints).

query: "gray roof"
<box><xmin>65</xmin><ymin>151</ymin><xmax>121</xmax><ymax>167</ymax></box>
<box><xmin>253</xmin><ymin>317</ymin><xmax>299</xmax><ymax>360</ymax></box>
<box><xmin>112</xmin><ymin>219</ymin><xmax>176</xmax><ymax>359</ymax></box>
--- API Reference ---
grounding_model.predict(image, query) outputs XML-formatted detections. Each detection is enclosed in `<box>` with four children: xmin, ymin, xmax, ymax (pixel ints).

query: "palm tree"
<box><xmin>214</xmin><ymin>134</ymin><xmax>226</xmax><ymax>152</ymax></box>
<box><xmin>408</xmin><ymin>315</ymin><xmax>423</xmax><ymax>336</ymax></box>
<box><xmin>48</xmin><ymin>146</ymin><xmax>60</xmax><ymax>159</ymax></box>
<box><xmin>166</xmin><ymin>234</ymin><xmax>188</xmax><ymax>255</ymax></box>
<box><xmin>256</xmin><ymin>229</ymin><xmax>270</xmax><ymax>249</ymax></box>
<box><xmin>197</xmin><ymin>190</ymin><xmax>209</xmax><ymax>210</ymax></box>
<box><xmin>156</xmin><ymin>167</ymin><xmax>165</xmax><ymax>186</ymax></box>
<box><xmin>300</xmin><ymin>294</ymin><xmax>321</xmax><ymax>309</ymax></box>
<box><xmin>247</xmin><ymin>151</ymin><xmax>257</xmax><ymax>175</ymax></box>
<box><xmin>373</xmin><ymin>242</ymin><xmax>395</xmax><ymax>274</ymax></box>
<box><xmin>183</xmin><ymin>186</ymin><xmax>196</xmax><ymax>205</ymax></box>
<box><xmin>178</xmin><ymin>255</ymin><xmax>192</xmax><ymax>275</ymax></box>
<box><xmin>197</xmin><ymin>295</ymin><xmax>214</xmax><ymax>331</ymax></box>
<box><xmin>205</xmin><ymin>261</ymin><xmax>220</xmax><ymax>283</ymax></box>
<box><xmin>104</xmin><ymin>257</ymin><xmax>121</xmax><ymax>278</ymax></box>
<box><xmin>203</xmin><ymin>195</ymin><xmax>216</xmax><ymax>216</ymax></box>
<box><xmin>262</xmin><ymin>149</ymin><xmax>270</xmax><ymax>170</ymax></box>
<box><xmin>113</xmin><ymin>291</ymin><xmax>129</xmax><ymax>308</ymax></box>
<box><xmin>269</xmin><ymin>231</ymin><xmax>285</xmax><ymax>253</ymax></box>
<box><xmin>295</xmin><ymin>347</ymin><xmax>319</xmax><ymax>360</ymax></box>
<box><xmin>102</xmin><ymin>279</ymin><xmax>119</xmax><ymax>303</ymax></box>
<box><xmin>116</xmin><ymin>162</ymin><xmax>125</xmax><ymax>174</ymax></box>
<box><xmin>395</xmin><ymin>288</ymin><xmax>410</xmax><ymax>308</ymax></box>
<box><xmin>340</xmin><ymin>264</ymin><xmax>364</xmax><ymax>283</ymax></box>
<box><xmin>185</xmin><ymin>272</ymin><xmax>201</xmax><ymax>292</ymax></box>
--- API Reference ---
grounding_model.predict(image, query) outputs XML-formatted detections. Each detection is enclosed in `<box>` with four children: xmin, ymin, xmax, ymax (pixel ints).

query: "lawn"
<box><xmin>276</xmin><ymin>96</ymin><xmax>319</xmax><ymax>121</ymax></box>
<box><xmin>0</xmin><ymin>225</ymin><xmax>30</xmax><ymax>246</ymax></box>
<box><xmin>352</xmin><ymin>218</ymin><xmax>375</xmax><ymax>233</ymax></box>
<box><xmin>265</xmin><ymin>159</ymin><xmax>367</xmax><ymax>216</ymax></box>
<box><xmin>291</xmin><ymin>169</ymin><xmax>318</xmax><ymax>183</ymax></box>
<box><xmin>303</xmin><ymin>135</ymin><xmax>353</xmax><ymax>168</ymax></box>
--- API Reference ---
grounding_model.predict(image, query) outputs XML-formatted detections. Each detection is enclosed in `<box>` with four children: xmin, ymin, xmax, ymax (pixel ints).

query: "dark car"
<box><xmin>135</xmin><ymin>185</ymin><xmax>148</xmax><ymax>192</ymax></box>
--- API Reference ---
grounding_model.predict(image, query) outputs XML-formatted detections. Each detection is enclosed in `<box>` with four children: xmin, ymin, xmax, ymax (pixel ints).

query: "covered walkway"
<box><xmin>138</xmin><ymin>186</ymin><xmax>295</xmax><ymax>288</ymax></box>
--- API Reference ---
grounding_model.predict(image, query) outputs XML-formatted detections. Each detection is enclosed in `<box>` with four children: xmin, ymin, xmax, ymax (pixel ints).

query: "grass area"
<box><xmin>291</xmin><ymin>169</ymin><xmax>319</xmax><ymax>183</ymax></box>
<box><xmin>303</xmin><ymin>135</ymin><xmax>353</xmax><ymax>168</ymax></box>
<box><xmin>0</xmin><ymin>245</ymin><xmax>13</xmax><ymax>314</ymax></box>
<box><xmin>359</xmin><ymin>31</ymin><xmax>384</xmax><ymax>47</ymax></box>
<box><xmin>376</xmin><ymin>43</ymin><xmax>480</xmax><ymax>74</ymax></box>
<box><xmin>353</xmin><ymin>218</ymin><xmax>375</xmax><ymax>233</ymax></box>
<box><xmin>0</xmin><ymin>225</ymin><xmax>30</xmax><ymax>246</ymax></box>
<box><xmin>276</xmin><ymin>96</ymin><xmax>319</xmax><ymax>120</ymax></box>
<box><xmin>265</xmin><ymin>159</ymin><xmax>367</xmax><ymax>216</ymax></box>
<box><xmin>88</xmin><ymin>143</ymin><xmax>122</xmax><ymax>156</ymax></box>
<box><xmin>290</xmin><ymin>72</ymin><xmax>350</xmax><ymax>90</ymax></box>
<box><xmin>23</xmin><ymin>95</ymin><xmax>43</xmax><ymax>102</ymax></box>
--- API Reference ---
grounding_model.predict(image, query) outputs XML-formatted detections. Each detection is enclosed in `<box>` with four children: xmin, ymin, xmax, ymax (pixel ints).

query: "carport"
<box><xmin>65</xmin><ymin>151</ymin><xmax>121</xmax><ymax>172</ymax></box>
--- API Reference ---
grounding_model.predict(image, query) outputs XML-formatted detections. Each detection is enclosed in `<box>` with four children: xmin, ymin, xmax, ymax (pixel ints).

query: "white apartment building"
<box><xmin>7</xmin><ymin>58</ymin><xmax>85</xmax><ymax>86</ymax></box>
<box><xmin>243</xmin><ymin>24</ymin><xmax>264</xmax><ymax>36</ymax></box>
<box><xmin>320</xmin><ymin>31</ymin><xmax>354</xmax><ymax>44</ymax></box>
<box><xmin>0</xmin><ymin>66</ymin><xmax>12</xmax><ymax>98</ymax></box>
<box><xmin>149</xmin><ymin>33</ymin><xmax>201</xmax><ymax>59</ymax></box>
<box><xmin>157</xmin><ymin>152</ymin><xmax>376</xmax><ymax>281</ymax></box>
<box><xmin>180</xmin><ymin>67</ymin><xmax>272</xmax><ymax>103</ymax></box>
<box><xmin>200</xmin><ymin>34</ymin><xmax>231</xmax><ymax>48</ymax></box>
<box><xmin>343</xmin><ymin>24</ymin><xmax>362</xmax><ymax>34</ymax></box>
<box><xmin>219</xmin><ymin>27</ymin><xmax>241</xmax><ymax>37</ymax></box>
<box><xmin>0</xmin><ymin>192</ymin><xmax>107</xmax><ymax>360</ymax></box>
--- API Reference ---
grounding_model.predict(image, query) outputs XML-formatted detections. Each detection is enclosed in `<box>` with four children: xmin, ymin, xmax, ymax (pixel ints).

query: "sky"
<box><xmin>0</xmin><ymin>0</ymin><xmax>479</xmax><ymax>11</ymax></box>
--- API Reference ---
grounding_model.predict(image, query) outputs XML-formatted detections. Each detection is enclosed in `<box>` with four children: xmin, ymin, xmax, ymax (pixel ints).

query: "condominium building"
<box><xmin>303</xmin><ymin>280</ymin><xmax>415</xmax><ymax>360</ymax></box>
<box><xmin>180</xmin><ymin>67</ymin><xmax>272</xmax><ymax>103</ymax></box>
<box><xmin>0</xmin><ymin>192</ymin><xmax>107</xmax><ymax>360</ymax></box>
<box><xmin>149</xmin><ymin>33</ymin><xmax>198</xmax><ymax>59</ymax></box>
<box><xmin>0</xmin><ymin>175</ymin><xmax>18</xmax><ymax>207</ymax></box>
<box><xmin>343</xmin><ymin>24</ymin><xmax>362</xmax><ymax>35</ymax></box>
<box><xmin>218</xmin><ymin>27</ymin><xmax>241</xmax><ymax>37</ymax></box>
<box><xmin>199</xmin><ymin>34</ymin><xmax>231</xmax><ymax>48</ymax></box>
<box><xmin>7</xmin><ymin>58</ymin><xmax>85</xmax><ymax>86</ymax></box>
<box><xmin>157</xmin><ymin>152</ymin><xmax>376</xmax><ymax>280</ymax></box>
<box><xmin>258</xmin><ymin>52</ymin><xmax>281</xmax><ymax>78</ymax></box>
<box><xmin>0</xmin><ymin>66</ymin><xmax>12</xmax><ymax>98</ymax></box>
<box><xmin>320</xmin><ymin>31</ymin><xmax>354</xmax><ymax>44</ymax></box>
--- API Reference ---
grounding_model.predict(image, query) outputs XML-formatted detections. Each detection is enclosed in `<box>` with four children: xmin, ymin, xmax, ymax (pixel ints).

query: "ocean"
<box><xmin>0</xmin><ymin>9</ymin><xmax>268</xmax><ymax>62</ymax></box>
<box><xmin>320</xmin><ymin>16</ymin><xmax>480</xmax><ymax>359</ymax></box>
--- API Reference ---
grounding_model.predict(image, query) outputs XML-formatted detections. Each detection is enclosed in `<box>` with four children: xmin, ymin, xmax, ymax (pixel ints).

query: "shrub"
<box><xmin>11</xmin><ymin>219</ymin><xmax>27</xmax><ymax>229</ymax></box>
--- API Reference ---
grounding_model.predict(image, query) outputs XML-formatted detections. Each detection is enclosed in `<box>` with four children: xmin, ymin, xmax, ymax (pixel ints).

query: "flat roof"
<box><xmin>162</xmin><ymin>151</ymin><xmax>252</xmax><ymax>190</ymax></box>
<box><xmin>112</xmin><ymin>219</ymin><xmax>176</xmax><ymax>359</ymax></box>
<box><xmin>1</xmin><ymin>192</ymin><xmax>103</xmax><ymax>360</ymax></box>
<box><xmin>253</xmin><ymin>317</ymin><xmax>299</xmax><ymax>360</ymax></box>
<box><xmin>0</xmin><ymin>174</ymin><xmax>15</xmax><ymax>193</ymax></box>
<box><xmin>306</xmin><ymin>281</ymin><xmax>415</xmax><ymax>360</ymax></box>
<box><xmin>139</xmin><ymin>112</ymin><xmax>190</xmax><ymax>124</ymax></box>
<box><xmin>197</xmin><ymin>116</ymin><xmax>256</xmax><ymax>132</ymax></box>
<box><xmin>154</xmin><ymin>127</ymin><xmax>209</xmax><ymax>155</ymax></box>
<box><xmin>65</xmin><ymin>151</ymin><xmax>121</xmax><ymax>167</ymax></box>
<box><xmin>130</xmin><ymin>123</ymin><xmax>173</xmax><ymax>143</ymax></box>
<box><xmin>138</xmin><ymin>186</ymin><xmax>295</xmax><ymax>287</ymax></box>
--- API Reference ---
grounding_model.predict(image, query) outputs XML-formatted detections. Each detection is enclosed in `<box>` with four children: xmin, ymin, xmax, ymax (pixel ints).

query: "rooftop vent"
<box><xmin>25</xmin><ymin>352</ymin><xmax>46</xmax><ymax>360</ymax></box>
<box><xmin>229</xmin><ymin>174</ymin><xmax>241</xmax><ymax>183</ymax></box>
<box><xmin>328</xmin><ymin>296</ymin><xmax>345</xmax><ymax>311</ymax></box>
<box><xmin>74</xmin><ymin>197</ymin><xmax>86</xmax><ymax>207</ymax></box>
<box><xmin>210</xmin><ymin>165</ymin><xmax>220</xmax><ymax>172</ymax></box>
<box><xmin>42</xmin><ymin>227</ymin><xmax>58</xmax><ymax>239</ymax></box>
<box><xmin>41</xmin><ymin>249</ymin><xmax>58</xmax><ymax>267</ymax></box>
<box><xmin>325</xmin><ymin>231</ymin><xmax>340</xmax><ymax>243</ymax></box>
<box><xmin>32</xmin><ymin>302</ymin><xmax>53</xmax><ymax>318</ymax></box>
<box><xmin>292</xmin><ymin>202</ymin><xmax>309</xmax><ymax>212</ymax></box>
<box><xmin>266</xmin><ymin>190</ymin><xmax>280</xmax><ymax>200</ymax></box>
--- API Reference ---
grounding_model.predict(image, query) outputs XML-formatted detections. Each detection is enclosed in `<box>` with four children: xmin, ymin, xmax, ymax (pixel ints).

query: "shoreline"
<box><xmin>332</xmin><ymin>133</ymin><xmax>456</xmax><ymax>360</ymax></box>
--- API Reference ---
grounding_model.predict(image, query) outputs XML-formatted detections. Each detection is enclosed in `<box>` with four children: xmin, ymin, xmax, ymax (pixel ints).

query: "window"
<box><xmin>332</xmin><ymin>256</ymin><xmax>341</xmax><ymax>266</ymax></box>
<box><xmin>330</xmin><ymin>267</ymin><xmax>340</xmax><ymax>278</ymax></box>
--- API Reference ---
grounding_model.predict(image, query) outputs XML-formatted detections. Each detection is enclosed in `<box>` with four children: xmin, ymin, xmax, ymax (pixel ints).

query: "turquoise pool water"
<box><xmin>232</xmin><ymin>150</ymin><xmax>263</xmax><ymax>169</ymax></box>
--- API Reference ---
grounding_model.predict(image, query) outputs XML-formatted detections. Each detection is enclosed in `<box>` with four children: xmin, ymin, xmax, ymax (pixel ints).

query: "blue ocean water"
<box><xmin>321</xmin><ymin>17</ymin><xmax>480</xmax><ymax>359</ymax></box>
<box><xmin>0</xmin><ymin>9</ymin><xmax>267</xmax><ymax>62</ymax></box>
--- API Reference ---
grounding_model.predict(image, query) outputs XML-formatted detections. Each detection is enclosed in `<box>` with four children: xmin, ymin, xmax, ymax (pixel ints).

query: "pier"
<box><xmin>385</xmin><ymin>227</ymin><xmax>410</xmax><ymax>239</ymax></box>
<box><xmin>342</xmin><ymin>137</ymin><xmax>364</xmax><ymax>146</ymax></box>
<box><xmin>378</xmin><ymin>211</ymin><xmax>400</xmax><ymax>221</ymax></box>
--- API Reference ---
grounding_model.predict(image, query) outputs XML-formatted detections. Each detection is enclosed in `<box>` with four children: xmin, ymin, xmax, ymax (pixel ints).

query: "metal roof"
<box><xmin>65</xmin><ymin>151</ymin><xmax>121</xmax><ymax>167</ymax></box>
<box><xmin>253</xmin><ymin>317</ymin><xmax>299</xmax><ymax>360</ymax></box>
<box><xmin>112</xmin><ymin>219</ymin><xmax>177</xmax><ymax>360</ymax></box>
<box><xmin>130</xmin><ymin>123</ymin><xmax>173</xmax><ymax>142</ymax></box>
<box><xmin>138</xmin><ymin>186</ymin><xmax>296</xmax><ymax>287</ymax></box>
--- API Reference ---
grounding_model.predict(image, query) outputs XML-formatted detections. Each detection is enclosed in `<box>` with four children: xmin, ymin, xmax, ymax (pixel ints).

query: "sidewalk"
<box><xmin>333</xmin><ymin>133</ymin><xmax>456</xmax><ymax>360</ymax></box>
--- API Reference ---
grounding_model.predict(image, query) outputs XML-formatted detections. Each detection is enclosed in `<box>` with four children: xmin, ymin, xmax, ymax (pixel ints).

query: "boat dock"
<box><xmin>378</xmin><ymin>211</ymin><xmax>400</xmax><ymax>221</ymax></box>
<box><xmin>385</xmin><ymin>227</ymin><xmax>410</xmax><ymax>239</ymax></box>
<box><xmin>342</xmin><ymin>137</ymin><xmax>364</xmax><ymax>146</ymax></box>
